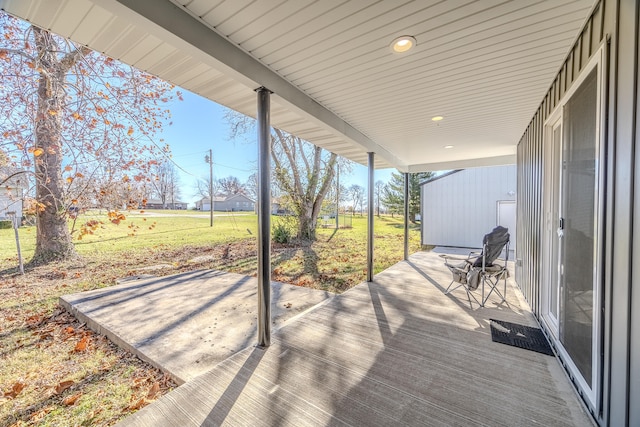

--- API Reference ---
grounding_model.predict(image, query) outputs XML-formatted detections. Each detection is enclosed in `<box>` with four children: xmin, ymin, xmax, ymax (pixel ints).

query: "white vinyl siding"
<box><xmin>421</xmin><ymin>165</ymin><xmax>516</xmax><ymax>248</ymax></box>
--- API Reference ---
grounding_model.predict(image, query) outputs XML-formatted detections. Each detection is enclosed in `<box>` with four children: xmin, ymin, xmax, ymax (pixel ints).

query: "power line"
<box><xmin>212</xmin><ymin>162</ymin><xmax>254</xmax><ymax>173</ymax></box>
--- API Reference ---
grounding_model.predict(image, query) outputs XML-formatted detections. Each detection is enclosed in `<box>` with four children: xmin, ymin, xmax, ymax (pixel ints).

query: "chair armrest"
<box><xmin>439</xmin><ymin>254</ymin><xmax>472</xmax><ymax>263</ymax></box>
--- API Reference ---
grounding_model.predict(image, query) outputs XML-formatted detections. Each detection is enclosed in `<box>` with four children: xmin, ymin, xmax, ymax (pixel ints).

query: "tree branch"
<box><xmin>0</xmin><ymin>47</ymin><xmax>35</xmax><ymax>62</ymax></box>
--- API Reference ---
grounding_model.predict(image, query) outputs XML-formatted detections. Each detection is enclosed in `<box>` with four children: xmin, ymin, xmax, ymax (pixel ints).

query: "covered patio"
<box><xmin>115</xmin><ymin>250</ymin><xmax>591</xmax><ymax>426</ymax></box>
<box><xmin>6</xmin><ymin>0</ymin><xmax>634</xmax><ymax>425</ymax></box>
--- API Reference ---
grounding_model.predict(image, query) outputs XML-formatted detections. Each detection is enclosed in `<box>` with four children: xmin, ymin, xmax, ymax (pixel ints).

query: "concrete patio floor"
<box><xmin>65</xmin><ymin>250</ymin><xmax>594</xmax><ymax>427</ymax></box>
<box><xmin>60</xmin><ymin>270</ymin><xmax>332</xmax><ymax>383</ymax></box>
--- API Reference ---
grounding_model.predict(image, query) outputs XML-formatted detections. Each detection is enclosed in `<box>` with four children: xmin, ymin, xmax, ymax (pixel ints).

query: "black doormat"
<box><xmin>490</xmin><ymin>319</ymin><xmax>554</xmax><ymax>356</ymax></box>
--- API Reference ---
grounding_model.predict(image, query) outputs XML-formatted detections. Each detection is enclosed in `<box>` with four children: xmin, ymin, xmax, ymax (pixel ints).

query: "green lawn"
<box><xmin>0</xmin><ymin>211</ymin><xmax>259</xmax><ymax>264</ymax></box>
<box><xmin>0</xmin><ymin>212</ymin><xmax>421</xmax><ymax>277</ymax></box>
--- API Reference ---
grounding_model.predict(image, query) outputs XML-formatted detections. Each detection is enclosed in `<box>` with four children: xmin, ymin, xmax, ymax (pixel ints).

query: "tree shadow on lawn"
<box><xmin>386</xmin><ymin>222</ymin><xmax>421</xmax><ymax>230</ymax></box>
<box><xmin>0</xmin><ymin>266</ymin><xmax>25</xmax><ymax>276</ymax></box>
<box><xmin>271</xmin><ymin>239</ymin><xmax>319</xmax><ymax>277</ymax></box>
<box><xmin>326</xmin><ymin>227</ymin><xmax>339</xmax><ymax>242</ymax></box>
<box><xmin>73</xmin><ymin>226</ymin><xmax>208</xmax><ymax>245</ymax></box>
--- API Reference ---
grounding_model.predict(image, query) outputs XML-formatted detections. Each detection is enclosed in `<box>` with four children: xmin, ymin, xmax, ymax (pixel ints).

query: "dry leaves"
<box><xmin>63</xmin><ymin>393</ymin><xmax>82</xmax><ymax>406</ymax></box>
<box><xmin>54</xmin><ymin>380</ymin><xmax>74</xmax><ymax>395</ymax></box>
<box><xmin>29</xmin><ymin>406</ymin><xmax>54</xmax><ymax>422</ymax></box>
<box><xmin>126</xmin><ymin>377</ymin><xmax>168</xmax><ymax>412</ymax></box>
<box><xmin>2</xmin><ymin>381</ymin><xmax>26</xmax><ymax>399</ymax></box>
<box><xmin>147</xmin><ymin>382</ymin><xmax>160</xmax><ymax>400</ymax></box>
<box><xmin>128</xmin><ymin>397</ymin><xmax>147</xmax><ymax>411</ymax></box>
<box><xmin>73</xmin><ymin>335</ymin><xmax>89</xmax><ymax>352</ymax></box>
<box><xmin>25</xmin><ymin>314</ymin><xmax>43</xmax><ymax>326</ymax></box>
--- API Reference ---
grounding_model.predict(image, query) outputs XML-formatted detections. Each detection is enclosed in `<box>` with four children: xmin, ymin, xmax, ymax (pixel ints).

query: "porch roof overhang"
<box><xmin>0</xmin><ymin>0</ymin><xmax>595</xmax><ymax>171</ymax></box>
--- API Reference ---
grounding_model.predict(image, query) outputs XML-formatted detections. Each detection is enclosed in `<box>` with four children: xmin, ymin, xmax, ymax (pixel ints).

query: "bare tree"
<box><xmin>0</xmin><ymin>13</ymin><xmax>177</xmax><ymax>262</ymax></box>
<box><xmin>195</xmin><ymin>175</ymin><xmax>220</xmax><ymax>200</ymax></box>
<box><xmin>348</xmin><ymin>184</ymin><xmax>365</xmax><ymax>216</ymax></box>
<box><xmin>375</xmin><ymin>179</ymin><xmax>385</xmax><ymax>217</ymax></box>
<box><xmin>150</xmin><ymin>161</ymin><xmax>180</xmax><ymax>208</ymax></box>
<box><xmin>227</xmin><ymin>112</ymin><xmax>337</xmax><ymax>240</ymax></box>
<box><xmin>244</xmin><ymin>173</ymin><xmax>258</xmax><ymax>202</ymax></box>
<box><xmin>271</xmin><ymin>129</ymin><xmax>337</xmax><ymax>239</ymax></box>
<box><xmin>218</xmin><ymin>176</ymin><xmax>245</xmax><ymax>196</ymax></box>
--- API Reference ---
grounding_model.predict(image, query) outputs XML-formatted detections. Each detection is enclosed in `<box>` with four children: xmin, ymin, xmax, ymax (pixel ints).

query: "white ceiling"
<box><xmin>0</xmin><ymin>0</ymin><xmax>594</xmax><ymax>171</ymax></box>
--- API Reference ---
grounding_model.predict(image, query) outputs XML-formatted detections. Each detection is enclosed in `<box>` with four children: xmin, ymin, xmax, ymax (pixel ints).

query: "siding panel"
<box><xmin>516</xmin><ymin>0</ymin><xmax>606</xmax><ymax>313</ymax></box>
<box><xmin>421</xmin><ymin>166</ymin><xmax>516</xmax><ymax>249</ymax></box>
<box><xmin>515</xmin><ymin>1</ymin><xmax>640</xmax><ymax>424</ymax></box>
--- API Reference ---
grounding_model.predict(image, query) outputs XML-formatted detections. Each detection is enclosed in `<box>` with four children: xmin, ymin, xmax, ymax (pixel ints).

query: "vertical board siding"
<box><xmin>516</xmin><ymin>1</ymin><xmax>604</xmax><ymax>311</ymax></box>
<box><xmin>631</xmin><ymin>2</ymin><xmax>640</xmax><ymax>421</ymax></box>
<box><xmin>609</xmin><ymin>1</ymin><xmax>640</xmax><ymax>425</ymax></box>
<box><xmin>513</xmin><ymin>1</ymin><xmax>640</xmax><ymax>425</ymax></box>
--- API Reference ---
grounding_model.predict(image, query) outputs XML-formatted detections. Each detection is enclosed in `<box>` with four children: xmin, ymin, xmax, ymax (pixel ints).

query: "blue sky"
<box><xmin>159</xmin><ymin>90</ymin><xmax>394</xmax><ymax>206</ymax></box>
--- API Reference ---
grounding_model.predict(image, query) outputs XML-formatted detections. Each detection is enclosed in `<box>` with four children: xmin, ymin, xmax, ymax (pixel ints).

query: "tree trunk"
<box><xmin>31</xmin><ymin>29</ymin><xmax>78</xmax><ymax>263</ymax></box>
<box><xmin>298</xmin><ymin>209</ymin><xmax>317</xmax><ymax>240</ymax></box>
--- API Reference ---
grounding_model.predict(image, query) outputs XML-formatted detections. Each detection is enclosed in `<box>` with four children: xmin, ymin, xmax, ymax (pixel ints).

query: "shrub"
<box><xmin>272</xmin><ymin>220</ymin><xmax>292</xmax><ymax>244</ymax></box>
<box><xmin>0</xmin><ymin>220</ymin><xmax>12</xmax><ymax>229</ymax></box>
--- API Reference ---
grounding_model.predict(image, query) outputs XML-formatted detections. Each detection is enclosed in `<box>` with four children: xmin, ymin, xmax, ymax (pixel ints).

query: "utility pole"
<box><xmin>205</xmin><ymin>149</ymin><xmax>213</xmax><ymax>227</ymax></box>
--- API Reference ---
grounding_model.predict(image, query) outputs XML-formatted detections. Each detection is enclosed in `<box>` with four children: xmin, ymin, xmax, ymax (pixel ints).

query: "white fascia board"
<box><xmin>408</xmin><ymin>154</ymin><xmax>516</xmax><ymax>173</ymax></box>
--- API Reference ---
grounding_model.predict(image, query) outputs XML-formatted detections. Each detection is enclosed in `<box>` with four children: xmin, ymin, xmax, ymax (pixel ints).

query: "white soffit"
<box><xmin>0</xmin><ymin>0</ymin><xmax>594</xmax><ymax>171</ymax></box>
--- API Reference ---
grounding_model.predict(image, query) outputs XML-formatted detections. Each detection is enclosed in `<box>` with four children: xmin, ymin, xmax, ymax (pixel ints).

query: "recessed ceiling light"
<box><xmin>444</xmin><ymin>145</ymin><xmax>454</xmax><ymax>149</ymax></box>
<box><xmin>390</xmin><ymin>36</ymin><xmax>416</xmax><ymax>53</ymax></box>
<box><xmin>432</xmin><ymin>116</ymin><xmax>444</xmax><ymax>122</ymax></box>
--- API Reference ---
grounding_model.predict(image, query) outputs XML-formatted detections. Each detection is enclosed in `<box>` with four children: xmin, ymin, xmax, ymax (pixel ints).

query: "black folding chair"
<box><xmin>440</xmin><ymin>226</ymin><xmax>510</xmax><ymax>308</ymax></box>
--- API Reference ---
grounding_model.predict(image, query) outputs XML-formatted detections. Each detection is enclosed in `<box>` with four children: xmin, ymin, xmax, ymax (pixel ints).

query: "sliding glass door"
<box><xmin>559</xmin><ymin>68</ymin><xmax>597</xmax><ymax>388</ymax></box>
<box><xmin>542</xmin><ymin>53</ymin><xmax>603</xmax><ymax>408</ymax></box>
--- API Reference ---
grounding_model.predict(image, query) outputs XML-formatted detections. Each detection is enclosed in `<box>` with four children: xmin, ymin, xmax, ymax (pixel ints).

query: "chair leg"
<box><xmin>466</xmin><ymin>287</ymin><xmax>481</xmax><ymax>308</ymax></box>
<box><xmin>444</xmin><ymin>279</ymin><xmax>481</xmax><ymax>308</ymax></box>
<box><xmin>445</xmin><ymin>280</ymin><xmax>465</xmax><ymax>294</ymax></box>
<box><xmin>503</xmin><ymin>272</ymin><xmax>508</xmax><ymax>301</ymax></box>
<box><xmin>481</xmin><ymin>273</ymin><xmax>507</xmax><ymax>306</ymax></box>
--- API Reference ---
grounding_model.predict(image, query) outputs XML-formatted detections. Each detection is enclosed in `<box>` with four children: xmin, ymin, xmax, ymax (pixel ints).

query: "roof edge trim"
<box><xmin>408</xmin><ymin>154</ymin><xmax>516</xmax><ymax>173</ymax></box>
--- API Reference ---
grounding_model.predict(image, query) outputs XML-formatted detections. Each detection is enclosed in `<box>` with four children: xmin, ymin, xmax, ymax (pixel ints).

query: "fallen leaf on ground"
<box><xmin>55</xmin><ymin>380</ymin><xmax>75</xmax><ymax>394</ymax></box>
<box><xmin>63</xmin><ymin>393</ymin><xmax>82</xmax><ymax>406</ymax></box>
<box><xmin>3</xmin><ymin>381</ymin><xmax>26</xmax><ymax>399</ymax></box>
<box><xmin>128</xmin><ymin>398</ymin><xmax>147</xmax><ymax>411</ymax></box>
<box><xmin>146</xmin><ymin>382</ymin><xmax>160</xmax><ymax>399</ymax></box>
<box><xmin>74</xmin><ymin>336</ymin><xmax>89</xmax><ymax>352</ymax></box>
<box><xmin>25</xmin><ymin>314</ymin><xmax>43</xmax><ymax>326</ymax></box>
<box><xmin>133</xmin><ymin>377</ymin><xmax>146</xmax><ymax>388</ymax></box>
<box><xmin>86</xmin><ymin>408</ymin><xmax>102</xmax><ymax>420</ymax></box>
<box><xmin>30</xmin><ymin>406</ymin><xmax>54</xmax><ymax>422</ymax></box>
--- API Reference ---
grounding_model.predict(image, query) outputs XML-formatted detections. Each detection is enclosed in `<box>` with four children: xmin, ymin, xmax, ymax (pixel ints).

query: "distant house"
<box><xmin>169</xmin><ymin>201</ymin><xmax>188</xmax><ymax>210</ymax></box>
<box><xmin>420</xmin><ymin>165</ymin><xmax>517</xmax><ymax>249</ymax></box>
<box><xmin>144</xmin><ymin>198</ymin><xmax>189</xmax><ymax>210</ymax></box>
<box><xmin>271</xmin><ymin>198</ymin><xmax>282</xmax><ymax>215</ymax></box>
<box><xmin>195</xmin><ymin>196</ymin><xmax>225</xmax><ymax>211</ymax></box>
<box><xmin>271</xmin><ymin>197</ymin><xmax>293</xmax><ymax>215</ymax></box>
<box><xmin>215</xmin><ymin>194</ymin><xmax>255</xmax><ymax>212</ymax></box>
<box><xmin>0</xmin><ymin>167</ymin><xmax>26</xmax><ymax>221</ymax></box>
